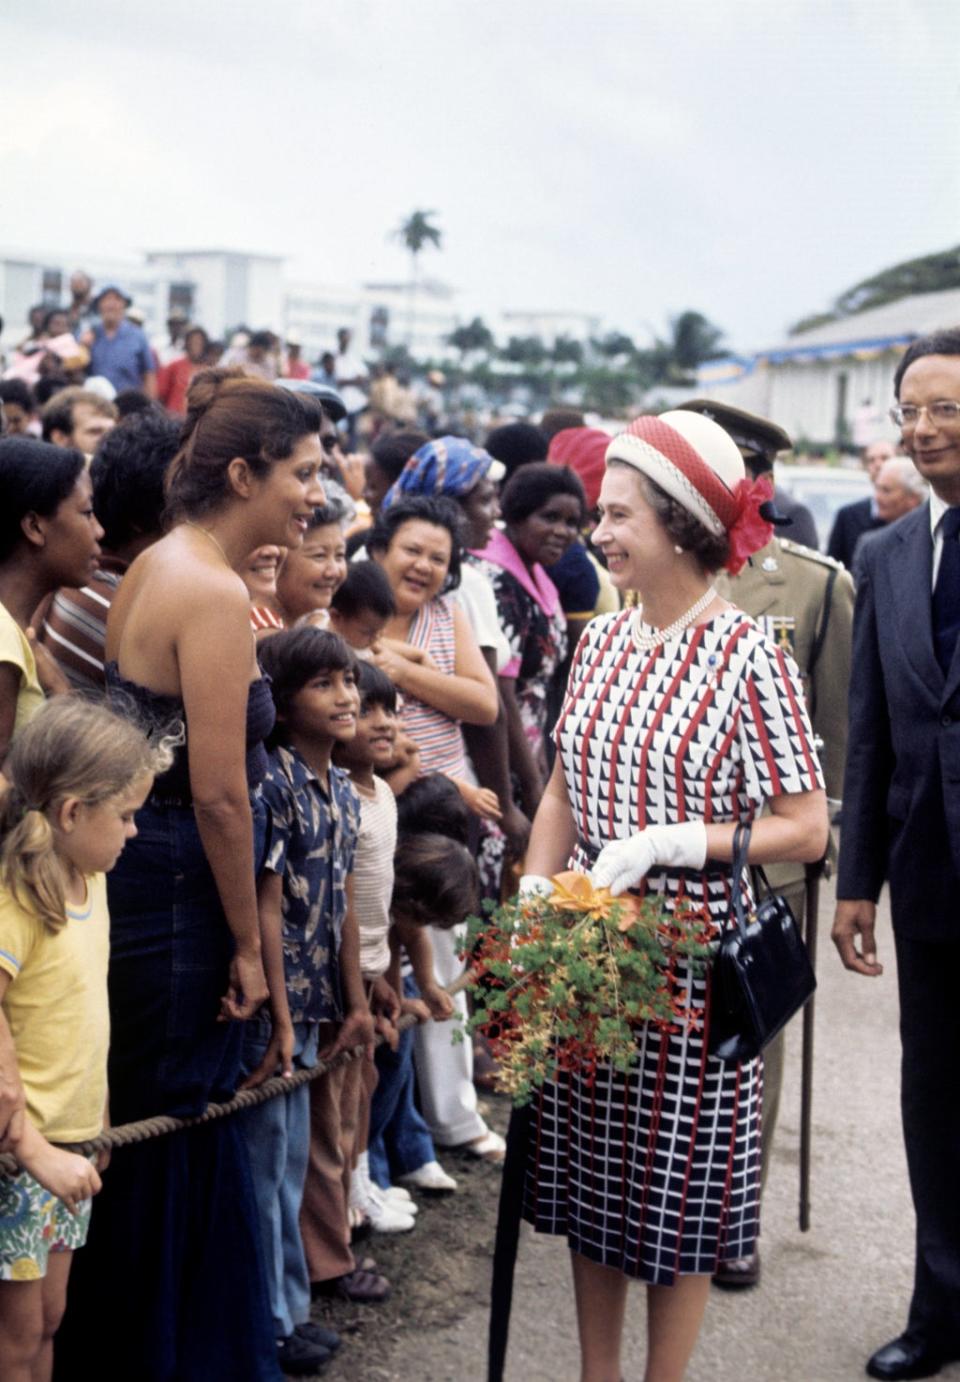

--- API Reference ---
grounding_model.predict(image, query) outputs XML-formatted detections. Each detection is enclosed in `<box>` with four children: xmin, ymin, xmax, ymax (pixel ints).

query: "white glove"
<box><xmin>590</xmin><ymin>823</ymin><xmax>708</xmax><ymax>897</ymax></box>
<box><xmin>518</xmin><ymin>874</ymin><xmax>553</xmax><ymax>899</ymax></box>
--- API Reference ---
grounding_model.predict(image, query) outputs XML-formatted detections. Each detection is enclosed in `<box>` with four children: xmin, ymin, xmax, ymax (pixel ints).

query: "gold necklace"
<box><xmin>185</xmin><ymin>521</ymin><xmax>232</xmax><ymax>568</ymax></box>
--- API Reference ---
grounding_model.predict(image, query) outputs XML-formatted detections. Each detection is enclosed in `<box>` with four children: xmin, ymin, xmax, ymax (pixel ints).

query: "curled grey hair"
<box><xmin>881</xmin><ymin>457</ymin><xmax>927</xmax><ymax>499</ymax></box>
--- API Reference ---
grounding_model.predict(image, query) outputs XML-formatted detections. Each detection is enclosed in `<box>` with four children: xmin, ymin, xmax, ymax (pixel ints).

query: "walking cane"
<box><xmin>799</xmin><ymin>858</ymin><xmax>822</xmax><ymax>1232</ymax></box>
<box><xmin>487</xmin><ymin>1103</ymin><xmax>532</xmax><ymax>1382</ymax></box>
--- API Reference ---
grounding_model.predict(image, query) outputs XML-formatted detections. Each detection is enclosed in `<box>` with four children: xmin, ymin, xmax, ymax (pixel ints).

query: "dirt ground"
<box><xmin>309</xmin><ymin>1091</ymin><xmax>510</xmax><ymax>1381</ymax></box>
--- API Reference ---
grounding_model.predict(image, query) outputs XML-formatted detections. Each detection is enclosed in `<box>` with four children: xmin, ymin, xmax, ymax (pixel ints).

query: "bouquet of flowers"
<box><xmin>466</xmin><ymin>871</ymin><xmax>717</xmax><ymax>1105</ymax></box>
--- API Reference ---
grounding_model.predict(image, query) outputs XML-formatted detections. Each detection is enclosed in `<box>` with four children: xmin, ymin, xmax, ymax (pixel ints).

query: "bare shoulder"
<box><xmin>107</xmin><ymin>531</ymin><xmax>251</xmax><ymax>680</ymax></box>
<box><xmin>122</xmin><ymin>533</ymin><xmax>249</xmax><ymax>612</ymax></box>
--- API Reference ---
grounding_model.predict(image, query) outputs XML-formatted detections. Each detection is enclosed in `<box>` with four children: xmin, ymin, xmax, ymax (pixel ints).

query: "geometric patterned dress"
<box><xmin>522</xmin><ymin>606</ymin><xmax>823</xmax><ymax>1283</ymax></box>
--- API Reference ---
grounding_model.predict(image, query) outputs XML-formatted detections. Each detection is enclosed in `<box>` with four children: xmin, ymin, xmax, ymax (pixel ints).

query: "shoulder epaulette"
<box><xmin>779</xmin><ymin>538</ymin><xmax>844</xmax><ymax>571</ymax></box>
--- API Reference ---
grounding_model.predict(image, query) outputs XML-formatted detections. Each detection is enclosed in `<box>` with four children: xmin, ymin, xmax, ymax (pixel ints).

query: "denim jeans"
<box><xmin>106</xmin><ymin>797</ymin><xmax>270</xmax><ymax>1121</ymax></box>
<box><xmin>56</xmin><ymin>797</ymin><xmax>282</xmax><ymax>1382</ymax></box>
<box><xmin>239</xmin><ymin>1021</ymin><xmax>320</xmax><ymax>1339</ymax></box>
<box><xmin>367</xmin><ymin>975</ymin><xmax>437</xmax><ymax>1188</ymax></box>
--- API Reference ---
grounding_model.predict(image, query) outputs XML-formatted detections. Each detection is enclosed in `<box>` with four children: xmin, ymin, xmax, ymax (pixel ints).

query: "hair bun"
<box><xmin>183</xmin><ymin>366</ymin><xmax>249</xmax><ymax>420</ymax></box>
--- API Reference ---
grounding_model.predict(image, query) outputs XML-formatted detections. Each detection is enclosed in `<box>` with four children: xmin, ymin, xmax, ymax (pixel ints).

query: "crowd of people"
<box><xmin>0</xmin><ymin>274</ymin><xmax>958</xmax><ymax>1382</ymax></box>
<box><xmin>0</xmin><ymin>276</ymin><xmax>449</xmax><ymax>455</ymax></box>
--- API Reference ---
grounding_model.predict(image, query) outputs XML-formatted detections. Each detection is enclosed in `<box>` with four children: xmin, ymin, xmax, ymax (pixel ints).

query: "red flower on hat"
<box><xmin>725</xmin><ymin>474</ymin><xmax>774</xmax><ymax>575</ymax></box>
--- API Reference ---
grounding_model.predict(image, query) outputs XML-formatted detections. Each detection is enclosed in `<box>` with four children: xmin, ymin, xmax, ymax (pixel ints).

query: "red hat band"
<box><xmin>624</xmin><ymin>416</ymin><xmax>738</xmax><ymax>529</ymax></box>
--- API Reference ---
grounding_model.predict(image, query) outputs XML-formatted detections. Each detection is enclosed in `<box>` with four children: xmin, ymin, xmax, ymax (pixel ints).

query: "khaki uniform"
<box><xmin>716</xmin><ymin>535</ymin><xmax>853</xmax><ymax>808</ymax></box>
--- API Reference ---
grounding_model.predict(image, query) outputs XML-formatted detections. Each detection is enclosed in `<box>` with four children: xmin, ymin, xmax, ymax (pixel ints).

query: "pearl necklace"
<box><xmin>631</xmin><ymin>587</ymin><xmax>717</xmax><ymax>653</ymax></box>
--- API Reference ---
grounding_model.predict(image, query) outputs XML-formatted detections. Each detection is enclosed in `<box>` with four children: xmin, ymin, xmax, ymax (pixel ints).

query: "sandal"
<box><xmin>314</xmin><ymin>1262</ymin><xmax>391</xmax><ymax>1304</ymax></box>
<box><xmin>473</xmin><ymin>1034</ymin><xmax>501</xmax><ymax>1092</ymax></box>
<box><xmin>461</xmin><ymin>1129</ymin><xmax>506</xmax><ymax>1162</ymax></box>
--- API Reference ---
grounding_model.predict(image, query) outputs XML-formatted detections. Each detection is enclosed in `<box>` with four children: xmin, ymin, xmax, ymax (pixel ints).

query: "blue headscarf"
<box><xmin>382</xmin><ymin>435</ymin><xmax>492</xmax><ymax>509</ymax></box>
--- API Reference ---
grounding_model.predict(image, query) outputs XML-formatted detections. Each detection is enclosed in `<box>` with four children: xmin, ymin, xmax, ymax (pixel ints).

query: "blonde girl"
<box><xmin>0</xmin><ymin>697</ymin><xmax>170</xmax><ymax>1382</ymax></box>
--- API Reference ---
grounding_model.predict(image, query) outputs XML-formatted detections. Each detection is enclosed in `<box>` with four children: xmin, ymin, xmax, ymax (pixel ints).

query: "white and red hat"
<box><xmin>605</xmin><ymin>410</ymin><xmax>773</xmax><ymax>574</ymax></box>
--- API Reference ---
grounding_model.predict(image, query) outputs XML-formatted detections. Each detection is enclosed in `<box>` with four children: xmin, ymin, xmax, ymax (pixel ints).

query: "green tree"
<box><xmin>667</xmin><ymin>311</ymin><xmax>726</xmax><ymax>372</ymax></box>
<box><xmin>392</xmin><ymin>209</ymin><xmax>443</xmax><ymax>345</ymax></box>
<box><xmin>576</xmin><ymin>364</ymin><xmax>638</xmax><ymax>414</ymax></box>
<box><xmin>551</xmin><ymin>334</ymin><xmax>584</xmax><ymax>366</ymax></box>
<box><xmin>502</xmin><ymin>335</ymin><xmax>548</xmax><ymax>367</ymax></box>
<box><xmin>591</xmin><ymin>330</ymin><xmax>636</xmax><ymax>359</ymax></box>
<box><xmin>447</xmin><ymin>316</ymin><xmax>495</xmax><ymax>359</ymax></box>
<box><xmin>789</xmin><ymin>244</ymin><xmax>960</xmax><ymax>335</ymax></box>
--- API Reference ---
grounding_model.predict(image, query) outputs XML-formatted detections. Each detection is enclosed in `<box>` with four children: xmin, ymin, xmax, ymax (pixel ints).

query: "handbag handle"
<box><xmin>730</xmin><ymin>818</ymin><xmax>753</xmax><ymax>938</ymax></box>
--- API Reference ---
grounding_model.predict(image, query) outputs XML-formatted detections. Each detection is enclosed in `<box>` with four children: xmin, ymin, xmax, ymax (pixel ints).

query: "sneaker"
<box><xmin>364</xmin><ymin>1185</ymin><xmax>416</xmax><ymax>1233</ymax></box>
<box><xmin>381</xmin><ymin>1185</ymin><xmax>418</xmax><ymax>1213</ymax></box>
<box><xmin>397</xmin><ymin>1159</ymin><xmax>458</xmax><ymax>1193</ymax></box>
<box><xmin>294</xmin><ymin>1321</ymin><xmax>341</xmax><ymax>1353</ymax></box>
<box><xmin>381</xmin><ymin>1184</ymin><xmax>415</xmax><ymax>1205</ymax></box>
<box><xmin>351</xmin><ymin>1155</ymin><xmax>417</xmax><ymax>1230</ymax></box>
<box><xmin>277</xmin><ymin>1331</ymin><xmax>331</xmax><ymax>1375</ymax></box>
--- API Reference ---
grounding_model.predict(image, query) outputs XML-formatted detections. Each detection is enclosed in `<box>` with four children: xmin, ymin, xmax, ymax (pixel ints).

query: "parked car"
<box><xmin>774</xmin><ymin>464</ymin><xmax>872</xmax><ymax>551</ymax></box>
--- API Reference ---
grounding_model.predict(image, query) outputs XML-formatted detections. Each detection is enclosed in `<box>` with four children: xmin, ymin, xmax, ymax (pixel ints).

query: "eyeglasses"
<box><xmin>890</xmin><ymin>401</ymin><xmax>960</xmax><ymax>427</ymax></box>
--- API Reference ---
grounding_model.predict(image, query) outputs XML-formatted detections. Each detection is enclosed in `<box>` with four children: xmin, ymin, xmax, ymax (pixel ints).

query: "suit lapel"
<box><xmin>890</xmin><ymin>506</ymin><xmax>941</xmax><ymax>695</ymax></box>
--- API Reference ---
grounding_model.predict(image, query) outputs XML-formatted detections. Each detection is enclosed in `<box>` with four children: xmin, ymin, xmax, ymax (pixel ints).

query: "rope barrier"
<box><xmin>0</xmin><ymin>969</ymin><xmax>474</xmax><ymax>1175</ymax></box>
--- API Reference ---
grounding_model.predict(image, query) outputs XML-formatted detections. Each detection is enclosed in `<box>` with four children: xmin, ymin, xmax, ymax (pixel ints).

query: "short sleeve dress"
<box><xmin>400</xmin><ymin>594</ymin><xmax>469</xmax><ymax>778</ymax></box>
<box><xmin>522</xmin><ymin>605</ymin><xmax>823</xmax><ymax>1285</ymax></box>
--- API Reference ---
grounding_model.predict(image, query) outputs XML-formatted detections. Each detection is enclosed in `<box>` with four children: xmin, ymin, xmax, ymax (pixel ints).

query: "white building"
<box><xmin>283</xmin><ymin>281</ymin><xmax>366</xmax><ymax>362</ymax></box>
<box><xmin>0</xmin><ymin>246</ymin><xmax>464</xmax><ymax>367</ymax></box>
<box><xmin>145</xmin><ymin>249</ymin><xmax>284</xmax><ymax>340</ymax></box>
<box><xmin>498</xmin><ymin>308</ymin><xmax>602</xmax><ymax>348</ymax></box>
<box><xmin>361</xmin><ymin>278</ymin><xmax>459</xmax><ymax>361</ymax></box>
<box><xmin>697</xmin><ymin>288</ymin><xmax>960</xmax><ymax>448</ymax></box>
<box><xmin>0</xmin><ymin>247</ymin><xmax>197</xmax><ymax>344</ymax></box>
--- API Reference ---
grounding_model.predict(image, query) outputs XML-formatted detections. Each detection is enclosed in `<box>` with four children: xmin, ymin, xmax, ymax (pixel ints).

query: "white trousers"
<box><xmin>411</xmin><ymin>922</ymin><xmax>487</xmax><ymax>1146</ymax></box>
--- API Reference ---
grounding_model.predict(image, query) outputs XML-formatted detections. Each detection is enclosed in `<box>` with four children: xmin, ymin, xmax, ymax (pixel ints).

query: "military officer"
<box><xmin>678</xmin><ymin>398</ymin><xmax>854</xmax><ymax>1288</ymax></box>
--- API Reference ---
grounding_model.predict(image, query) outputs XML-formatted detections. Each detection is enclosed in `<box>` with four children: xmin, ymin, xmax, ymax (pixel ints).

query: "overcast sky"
<box><xmin>2</xmin><ymin>0</ymin><xmax>958</xmax><ymax>351</ymax></box>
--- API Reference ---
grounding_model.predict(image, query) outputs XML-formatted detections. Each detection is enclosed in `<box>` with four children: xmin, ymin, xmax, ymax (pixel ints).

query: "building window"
<box><xmin>168</xmin><ymin>281</ymin><xmax>194</xmax><ymax>316</ymax></box>
<box><xmin>41</xmin><ymin>267</ymin><xmax>62</xmax><ymax>304</ymax></box>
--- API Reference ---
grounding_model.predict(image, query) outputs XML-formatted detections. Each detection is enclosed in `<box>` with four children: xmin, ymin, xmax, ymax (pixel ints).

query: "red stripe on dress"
<box><xmin>714</xmin><ymin>1061</ymin><xmax>743</xmax><ymax>1264</ymax></box>
<box><xmin>636</xmin><ymin>633</ymin><xmax>706</xmax><ymax>832</ymax></box>
<box><xmin>636</xmin><ymin>1032</ymin><xmax>670</xmax><ymax>1265</ymax></box>
<box><xmin>672</xmin><ymin>626</ymin><xmax>717</xmax><ymax>819</ymax></box>
<box><xmin>721</xmin><ymin>619</ymin><xmax>753</xmax><ymax>662</ymax></box>
<box><xmin>557</xmin><ymin>610</ymin><xmax>630</xmax><ymax>737</ymax></box>
<box><xmin>672</xmin><ymin>993</ymin><xmax>711</xmax><ymax>1277</ymax></box>
<box><xmin>745</xmin><ymin>674</ymin><xmax>782</xmax><ymax>794</ymax></box>
<box><xmin>588</xmin><ymin>1080</ymin><xmax>598</xmax><ymax>1236</ymax></box>
<box><xmin>623</xmin><ymin>417</ymin><xmax>738</xmax><ymax>527</ymax></box>
<box><xmin>574</xmin><ymin>624</ymin><xmax>637</xmax><ymax>844</ymax></box>
<box><xmin>774</xmin><ymin>645</ymin><xmax>819</xmax><ymax>787</ymax></box>
<box><xmin>702</xmin><ymin>718</ymin><xmax>740</xmax><ymax>824</ymax></box>
<box><xmin>604</xmin><ymin>640</ymin><xmax>655</xmax><ymax>840</ymax></box>
<box><xmin>554</xmin><ymin>613</ymin><xmax>632</xmax><ymax>840</ymax></box>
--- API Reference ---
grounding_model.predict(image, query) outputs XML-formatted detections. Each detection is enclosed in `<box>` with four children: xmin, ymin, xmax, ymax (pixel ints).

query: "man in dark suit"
<box><xmin>827</xmin><ymin>438</ymin><xmax>896</xmax><ymax>567</ymax></box>
<box><xmin>833</xmin><ymin>328</ymin><xmax>960</xmax><ymax>1381</ymax></box>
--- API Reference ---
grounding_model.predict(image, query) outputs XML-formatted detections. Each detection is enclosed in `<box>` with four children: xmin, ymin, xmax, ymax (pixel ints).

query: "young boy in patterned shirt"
<box><xmin>240</xmin><ymin>627</ymin><xmax>375</xmax><ymax>1377</ymax></box>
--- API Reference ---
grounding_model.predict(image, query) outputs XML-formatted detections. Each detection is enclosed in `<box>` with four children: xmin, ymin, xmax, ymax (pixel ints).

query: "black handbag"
<box><xmin>708</xmin><ymin>819</ymin><xmax>817</xmax><ymax>1064</ymax></box>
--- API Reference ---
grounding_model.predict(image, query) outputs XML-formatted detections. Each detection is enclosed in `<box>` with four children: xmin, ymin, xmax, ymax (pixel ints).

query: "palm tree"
<box><xmin>393</xmin><ymin>210</ymin><xmax>443</xmax><ymax>347</ymax></box>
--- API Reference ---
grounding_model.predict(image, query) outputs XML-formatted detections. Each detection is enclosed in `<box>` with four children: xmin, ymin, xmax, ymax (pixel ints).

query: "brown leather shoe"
<box><xmin>712</xmin><ymin>1250</ymin><xmax>760</xmax><ymax>1290</ymax></box>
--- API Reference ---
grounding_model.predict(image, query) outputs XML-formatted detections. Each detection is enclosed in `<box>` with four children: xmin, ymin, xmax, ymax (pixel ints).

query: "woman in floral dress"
<box><xmin>472</xmin><ymin>463</ymin><xmax>585</xmax><ymax>819</ymax></box>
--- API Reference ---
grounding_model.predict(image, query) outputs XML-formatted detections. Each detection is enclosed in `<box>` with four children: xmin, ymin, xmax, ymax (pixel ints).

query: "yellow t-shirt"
<box><xmin>0</xmin><ymin>874</ymin><xmax>110</xmax><ymax>1141</ymax></box>
<box><xmin>0</xmin><ymin>601</ymin><xmax>44</xmax><ymax>734</ymax></box>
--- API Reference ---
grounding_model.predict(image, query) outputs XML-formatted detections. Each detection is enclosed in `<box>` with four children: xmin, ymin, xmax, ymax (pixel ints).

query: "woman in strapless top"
<box><xmin>55</xmin><ymin>370</ymin><xmax>327</xmax><ymax>1382</ymax></box>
